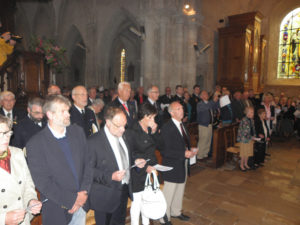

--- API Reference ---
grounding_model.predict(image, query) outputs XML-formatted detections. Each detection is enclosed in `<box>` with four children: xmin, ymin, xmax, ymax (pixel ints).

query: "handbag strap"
<box><xmin>144</xmin><ymin>172</ymin><xmax>152</xmax><ymax>187</ymax></box>
<box><xmin>151</xmin><ymin>171</ymin><xmax>160</xmax><ymax>190</ymax></box>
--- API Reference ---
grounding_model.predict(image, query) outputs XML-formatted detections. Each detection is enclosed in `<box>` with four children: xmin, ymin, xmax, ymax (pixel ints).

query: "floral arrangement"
<box><xmin>29</xmin><ymin>36</ymin><xmax>68</xmax><ymax>73</ymax></box>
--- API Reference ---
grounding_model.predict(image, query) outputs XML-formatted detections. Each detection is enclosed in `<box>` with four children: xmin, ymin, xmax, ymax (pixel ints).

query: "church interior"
<box><xmin>1</xmin><ymin>0</ymin><xmax>300</xmax><ymax>225</ymax></box>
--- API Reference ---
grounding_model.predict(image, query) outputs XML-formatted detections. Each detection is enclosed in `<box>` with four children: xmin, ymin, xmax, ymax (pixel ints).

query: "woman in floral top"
<box><xmin>237</xmin><ymin>106</ymin><xmax>256</xmax><ymax>171</ymax></box>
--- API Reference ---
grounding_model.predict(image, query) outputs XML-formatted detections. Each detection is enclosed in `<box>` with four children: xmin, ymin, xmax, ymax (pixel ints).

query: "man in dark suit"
<box><xmin>134</xmin><ymin>86</ymin><xmax>147</xmax><ymax>106</ymax></box>
<box><xmin>11</xmin><ymin>97</ymin><xmax>46</xmax><ymax>149</ymax></box>
<box><xmin>145</xmin><ymin>85</ymin><xmax>164</xmax><ymax>128</ymax></box>
<box><xmin>158</xmin><ymin>86</ymin><xmax>172</xmax><ymax>122</ymax></box>
<box><xmin>108</xmin><ymin>82</ymin><xmax>136</xmax><ymax>128</ymax></box>
<box><xmin>87</xmin><ymin>86</ymin><xmax>97</xmax><ymax>106</ymax></box>
<box><xmin>172</xmin><ymin>85</ymin><xmax>188</xmax><ymax>122</ymax></box>
<box><xmin>189</xmin><ymin>85</ymin><xmax>201</xmax><ymax>122</ymax></box>
<box><xmin>88</xmin><ymin>106</ymin><xmax>146</xmax><ymax>225</ymax></box>
<box><xmin>26</xmin><ymin>95</ymin><xmax>93</xmax><ymax>225</ymax></box>
<box><xmin>70</xmin><ymin>85</ymin><xmax>98</xmax><ymax>136</ymax></box>
<box><xmin>231</xmin><ymin>91</ymin><xmax>245</xmax><ymax>122</ymax></box>
<box><xmin>158</xmin><ymin>101</ymin><xmax>197</xmax><ymax>225</ymax></box>
<box><xmin>196</xmin><ymin>90</ymin><xmax>219</xmax><ymax>160</ymax></box>
<box><xmin>0</xmin><ymin>91</ymin><xmax>26</xmax><ymax>124</ymax></box>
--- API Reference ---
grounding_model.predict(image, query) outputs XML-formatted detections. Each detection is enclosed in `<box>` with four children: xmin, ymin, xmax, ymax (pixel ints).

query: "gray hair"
<box><xmin>43</xmin><ymin>95</ymin><xmax>71</xmax><ymax>115</ymax></box>
<box><xmin>0</xmin><ymin>91</ymin><xmax>15</xmax><ymax>101</ymax></box>
<box><xmin>0</xmin><ymin>115</ymin><xmax>13</xmax><ymax>129</ymax></box>
<box><xmin>28</xmin><ymin>97</ymin><xmax>44</xmax><ymax>110</ymax></box>
<box><xmin>147</xmin><ymin>85</ymin><xmax>158</xmax><ymax>94</ymax></box>
<box><xmin>168</xmin><ymin>101</ymin><xmax>180</xmax><ymax>114</ymax></box>
<box><xmin>118</xmin><ymin>82</ymin><xmax>131</xmax><ymax>90</ymax></box>
<box><xmin>92</xmin><ymin>98</ymin><xmax>105</xmax><ymax>107</ymax></box>
<box><xmin>71</xmin><ymin>85</ymin><xmax>87</xmax><ymax>96</ymax></box>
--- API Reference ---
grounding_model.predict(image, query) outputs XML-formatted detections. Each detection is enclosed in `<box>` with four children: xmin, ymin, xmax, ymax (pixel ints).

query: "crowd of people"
<box><xmin>0</xmin><ymin>81</ymin><xmax>299</xmax><ymax>225</ymax></box>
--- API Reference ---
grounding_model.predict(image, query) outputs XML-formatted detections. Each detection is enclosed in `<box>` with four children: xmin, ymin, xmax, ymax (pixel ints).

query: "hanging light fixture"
<box><xmin>183</xmin><ymin>0</ymin><xmax>196</xmax><ymax>16</ymax></box>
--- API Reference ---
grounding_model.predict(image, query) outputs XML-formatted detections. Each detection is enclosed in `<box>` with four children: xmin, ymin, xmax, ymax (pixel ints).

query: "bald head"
<box><xmin>72</xmin><ymin>86</ymin><xmax>88</xmax><ymax>109</ymax></box>
<box><xmin>47</xmin><ymin>85</ymin><xmax>61</xmax><ymax>96</ymax></box>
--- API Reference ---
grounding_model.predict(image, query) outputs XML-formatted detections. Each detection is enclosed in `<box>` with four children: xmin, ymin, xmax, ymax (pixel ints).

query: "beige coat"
<box><xmin>0</xmin><ymin>146</ymin><xmax>37</xmax><ymax>225</ymax></box>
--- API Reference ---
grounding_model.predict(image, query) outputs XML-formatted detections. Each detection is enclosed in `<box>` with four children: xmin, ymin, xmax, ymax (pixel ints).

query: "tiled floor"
<box><xmin>152</xmin><ymin>137</ymin><xmax>300</xmax><ymax>225</ymax></box>
<box><xmin>88</xmin><ymin>136</ymin><xmax>300</xmax><ymax>225</ymax></box>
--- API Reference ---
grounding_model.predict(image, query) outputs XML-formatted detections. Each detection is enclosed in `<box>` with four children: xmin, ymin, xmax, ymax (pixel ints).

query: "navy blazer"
<box><xmin>196</xmin><ymin>100</ymin><xmax>219</xmax><ymax>127</ymax></box>
<box><xmin>69</xmin><ymin>105</ymin><xmax>98</xmax><ymax>137</ymax></box>
<box><xmin>10</xmin><ymin>116</ymin><xmax>46</xmax><ymax>149</ymax></box>
<box><xmin>26</xmin><ymin>125</ymin><xmax>93</xmax><ymax>225</ymax></box>
<box><xmin>158</xmin><ymin>119</ymin><xmax>190</xmax><ymax>183</ymax></box>
<box><xmin>87</xmin><ymin>129</ymin><xmax>133</xmax><ymax>213</ymax></box>
<box><xmin>0</xmin><ymin>107</ymin><xmax>26</xmax><ymax>124</ymax></box>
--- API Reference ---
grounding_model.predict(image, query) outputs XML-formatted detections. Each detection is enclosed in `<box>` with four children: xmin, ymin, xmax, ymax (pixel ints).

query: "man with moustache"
<box><xmin>26</xmin><ymin>95</ymin><xmax>93</xmax><ymax>225</ymax></box>
<box><xmin>11</xmin><ymin>97</ymin><xmax>46</xmax><ymax>149</ymax></box>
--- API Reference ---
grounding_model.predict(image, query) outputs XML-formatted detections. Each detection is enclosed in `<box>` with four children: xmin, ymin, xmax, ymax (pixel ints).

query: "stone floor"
<box><xmin>88</xmin><ymin>136</ymin><xmax>300</xmax><ymax>225</ymax></box>
<box><xmin>150</xmin><ymin>137</ymin><xmax>300</xmax><ymax>225</ymax></box>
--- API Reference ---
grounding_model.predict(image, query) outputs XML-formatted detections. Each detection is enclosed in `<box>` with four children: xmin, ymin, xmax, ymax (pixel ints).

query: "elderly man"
<box><xmin>26</xmin><ymin>95</ymin><xmax>93</xmax><ymax>225</ymax></box>
<box><xmin>145</xmin><ymin>85</ymin><xmax>164</xmax><ymax>128</ymax></box>
<box><xmin>47</xmin><ymin>85</ymin><xmax>61</xmax><ymax>96</ymax></box>
<box><xmin>88</xmin><ymin>98</ymin><xmax>105</xmax><ymax>132</ymax></box>
<box><xmin>87</xmin><ymin>87</ymin><xmax>97</xmax><ymax>106</ymax></box>
<box><xmin>158</xmin><ymin>101</ymin><xmax>197</xmax><ymax>225</ymax></box>
<box><xmin>134</xmin><ymin>86</ymin><xmax>147</xmax><ymax>106</ymax></box>
<box><xmin>11</xmin><ymin>97</ymin><xmax>46</xmax><ymax>149</ymax></box>
<box><xmin>108</xmin><ymin>82</ymin><xmax>136</xmax><ymax>128</ymax></box>
<box><xmin>196</xmin><ymin>90</ymin><xmax>219</xmax><ymax>160</ymax></box>
<box><xmin>69</xmin><ymin>85</ymin><xmax>98</xmax><ymax>136</ymax></box>
<box><xmin>0</xmin><ymin>91</ymin><xmax>26</xmax><ymax>123</ymax></box>
<box><xmin>88</xmin><ymin>106</ymin><xmax>145</xmax><ymax>225</ymax></box>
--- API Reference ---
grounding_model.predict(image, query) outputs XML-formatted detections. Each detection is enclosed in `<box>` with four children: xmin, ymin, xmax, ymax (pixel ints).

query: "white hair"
<box><xmin>0</xmin><ymin>91</ymin><xmax>15</xmax><ymax>101</ymax></box>
<box><xmin>118</xmin><ymin>82</ymin><xmax>131</xmax><ymax>90</ymax></box>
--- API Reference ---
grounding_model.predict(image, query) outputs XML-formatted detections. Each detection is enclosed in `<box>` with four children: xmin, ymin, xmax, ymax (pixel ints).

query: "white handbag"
<box><xmin>141</xmin><ymin>171</ymin><xmax>167</xmax><ymax>220</ymax></box>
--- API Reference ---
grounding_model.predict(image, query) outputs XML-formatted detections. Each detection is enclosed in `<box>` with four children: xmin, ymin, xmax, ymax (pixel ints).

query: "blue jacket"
<box><xmin>196</xmin><ymin>100</ymin><xmax>219</xmax><ymax>127</ymax></box>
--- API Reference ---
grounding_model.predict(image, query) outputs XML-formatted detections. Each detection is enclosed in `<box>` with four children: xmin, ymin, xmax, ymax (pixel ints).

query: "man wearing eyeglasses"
<box><xmin>70</xmin><ymin>85</ymin><xmax>98</xmax><ymax>136</ymax></box>
<box><xmin>87</xmin><ymin>106</ymin><xmax>146</xmax><ymax>225</ymax></box>
<box><xmin>11</xmin><ymin>97</ymin><xmax>46</xmax><ymax>149</ymax></box>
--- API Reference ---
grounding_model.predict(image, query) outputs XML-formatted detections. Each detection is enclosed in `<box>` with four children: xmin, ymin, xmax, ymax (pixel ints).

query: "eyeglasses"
<box><xmin>31</xmin><ymin>111</ymin><xmax>44</xmax><ymax>115</ymax></box>
<box><xmin>0</xmin><ymin>130</ymin><xmax>13</xmax><ymax>138</ymax></box>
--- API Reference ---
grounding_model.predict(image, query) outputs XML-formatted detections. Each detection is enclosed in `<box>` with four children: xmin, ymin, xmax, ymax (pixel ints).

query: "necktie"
<box><xmin>180</xmin><ymin>123</ymin><xmax>190</xmax><ymax>150</ymax></box>
<box><xmin>116</xmin><ymin>138</ymin><xmax>130</xmax><ymax>183</ymax></box>
<box><xmin>6</xmin><ymin>112</ymin><xmax>11</xmax><ymax>120</ymax></box>
<box><xmin>81</xmin><ymin>109</ymin><xmax>85</xmax><ymax>115</ymax></box>
<box><xmin>122</xmin><ymin>103</ymin><xmax>130</xmax><ymax>115</ymax></box>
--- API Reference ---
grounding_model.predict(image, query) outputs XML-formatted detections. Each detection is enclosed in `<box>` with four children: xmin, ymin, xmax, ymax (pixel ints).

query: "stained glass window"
<box><xmin>120</xmin><ymin>49</ymin><xmax>126</xmax><ymax>82</ymax></box>
<box><xmin>277</xmin><ymin>8</ymin><xmax>300</xmax><ymax>79</ymax></box>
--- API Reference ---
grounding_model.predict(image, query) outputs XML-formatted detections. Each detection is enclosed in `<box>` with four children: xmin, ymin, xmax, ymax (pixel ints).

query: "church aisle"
<box><xmin>152</xmin><ymin>137</ymin><xmax>300</xmax><ymax>225</ymax></box>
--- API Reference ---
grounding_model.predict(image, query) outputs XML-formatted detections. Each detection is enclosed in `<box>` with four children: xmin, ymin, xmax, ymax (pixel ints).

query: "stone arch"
<box><xmin>97</xmin><ymin>9</ymin><xmax>142</xmax><ymax>89</ymax></box>
<box><xmin>56</xmin><ymin>25</ymin><xmax>86</xmax><ymax>87</ymax></box>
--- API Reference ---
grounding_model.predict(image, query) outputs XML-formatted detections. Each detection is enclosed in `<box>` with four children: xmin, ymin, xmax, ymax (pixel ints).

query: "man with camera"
<box><xmin>0</xmin><ymin>31</ymin><xmax>16</xmax><ymax>66</ymax></box>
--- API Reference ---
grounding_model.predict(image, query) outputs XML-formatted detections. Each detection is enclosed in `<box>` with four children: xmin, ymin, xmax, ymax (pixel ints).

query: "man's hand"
<box><xmin>5</xmin><ymin>209</ymin><xmax>26</xmax><ymax>225</ymax></box>
<box><xmin>134</xmin><ymin>158</ymin><xmax>146</xmax><ymax>168</ymax></box>
<box><xmin>112</xmin><ymin>170</ymin><xmax>125</xmax><ymax>181</ymax></box>
<box><xmin>190</xmin><ymin>147</ymin><xmax>198</xmax><ymax>156</ymax></box>
<box><xmin>28</xmin><ymin>199</ymin><xmax>42</xmax><ymax>215</ymax></box>
<box><xmin>185</xmin><ymin>150</ymin><xmax>193</xmax><ymax>158</ymax></box>
<box><xmin>68</xmin><ymin>191</ymin><xmax>88</xmax><ymax>214</ymax></box>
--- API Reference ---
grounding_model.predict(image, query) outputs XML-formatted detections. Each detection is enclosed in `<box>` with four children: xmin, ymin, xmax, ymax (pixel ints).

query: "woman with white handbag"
<box><xmin>126</xmin><ymin>103</ymin><xmax>161</xmax><ymax>225</ymax></box>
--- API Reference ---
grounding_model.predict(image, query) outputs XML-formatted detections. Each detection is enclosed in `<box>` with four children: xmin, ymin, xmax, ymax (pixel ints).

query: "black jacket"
<box><xmin>87</xmin><ymin>129</ymin><xmax>133</xmax><ymax>213</ymax></box>
<box><xmin>231</xmin><ymin>99</ymin><xmax>244</xmax><ymax>121</ymax></box>
<box><xmin>26</xmin><ymin>125</ymin><xmax>93</xmax><ymax>225</ymax></box>
<box><xmin>189</xmin><ymin>94</ymin><xmax>201</xmax><ymax>122</ymax></box>
<box><xmin>254</xmin><ymin>118</ymin><xmax>270</xmax><ymax>141</ymax></box>
<box><xmin>11</xmin><ymin>116</ymin><xmax>46</xmax><ymax>149</ymax></box>
<box><xmin>125</xmin><ymin>121</ymin><xmax>158</xmax><ymax>193</ymax></box>
<box><xmin>69</xmin><ymin>105</ymin><xmax>98</xmax><ymax>137</ymax></box>
<box><xmin>158</xmin><ymin>119</ymin><xmax>190</xmax><ymax>183</ymax></box>
<box><xmin>0</xmin><ymin>107</ymin><xmax>26</xmax><ymax>124</ymax></box>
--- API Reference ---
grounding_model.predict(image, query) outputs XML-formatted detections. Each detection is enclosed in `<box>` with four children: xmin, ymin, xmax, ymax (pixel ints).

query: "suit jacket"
<box><xmin>254</xmin><ymin>118</ymin><xmax>270</xmax><ymax>141</ymax></box>
<box><xmin>10</xmin><ymin>116</ymin><xmax>46</xmax><ymax>149</ymax></box>
<box><xmin>26</xmin><ymin>125</ymin><xmax>93</xmax><ymax>225</ymax></box>
<box><xmin>158</xmin><ymin>94</ymin><xmax>172</xmax><ymax>122</ymax></box>
<box><xmin>0</xmin><ymin>107</ymin><xmax>26</xmax><ymax>125</ymax></box>
<box><xmin>231</xmin><ymin>99</ymin><xmax>245</xmax><ymax>121</ymax></box>
<box><xmin>108</xmin><ymin>98</ymin><xmax>136</xmax><ymax>128</ymax></box>
<box><xmin>0</xmin><ymin>147</ymin><xmax>37</xmax><ymax>225</ymax></box>
<box><xmin>87</xmin><ymin>129</ymin><xmax>133</xmax><ymax>213</ymax></box>
<box><xmin>134</xmin><ymin>94</ymin><xmax>147</xmax><ymax>105</ymax></box>
<box><xmin>196</xmin><ymin>100</ymin><xmax>219</xmax><ymax>127</ymax></box>
<box><xmin>158</xmin><ymin>119</ymin><xmax>190</xmax><ymax>183</ymax></box>
<box><xmin>189</xmin><ymin>94</ymin><xmax>201</xmax><ymax>122</ymax></box>
<box><xmin>69</xmin><ymin>105</ymin><xmax>98</xmax><ymax>137</ymax></box>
